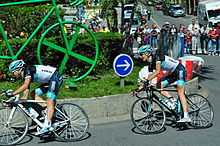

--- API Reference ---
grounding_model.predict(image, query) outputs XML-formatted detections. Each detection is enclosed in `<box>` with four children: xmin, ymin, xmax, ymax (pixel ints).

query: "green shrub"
<box><xmin>0</xmin><ymin>32</ymin><xmax>125</xmax><ymax>78</ymax></box>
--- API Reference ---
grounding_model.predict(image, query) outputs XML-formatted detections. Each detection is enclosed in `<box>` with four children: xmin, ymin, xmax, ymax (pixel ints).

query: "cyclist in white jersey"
<box><xmin>7</xmin><ymin>60</ymin><xmax>63</xmax><ymax>134</ymax></box>
<box><xmin>138</xmin><ymin>45</ymin><xmax>191</xmax><ymax>123</ymax></box>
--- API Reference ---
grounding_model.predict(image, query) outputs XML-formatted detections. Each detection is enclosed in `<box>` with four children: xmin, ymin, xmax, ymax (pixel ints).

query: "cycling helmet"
<box><xmin>138</xmin><ymin>45</ymin><xmax>153</xmax><ymax>55</ymax></box>
<box><xmin>9</xmin><ymin>60</ymin><xmax>25</xmax><ymax>72</ymax></box>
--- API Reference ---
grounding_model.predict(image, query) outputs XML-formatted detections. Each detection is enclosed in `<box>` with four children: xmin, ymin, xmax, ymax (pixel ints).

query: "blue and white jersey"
<box><xmin>24</xmin><ymin>65</ymin><xmax>57</xmax><ymax>83</ymax></box>
<box><xmin>160</xmin><ymin>56</ymin><xmax>179</xmax><ymax>72</ymax></box>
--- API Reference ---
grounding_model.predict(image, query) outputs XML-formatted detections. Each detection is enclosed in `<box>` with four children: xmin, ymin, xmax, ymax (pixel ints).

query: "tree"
<box><xmin>100</xmin><ymin>0</ymin><xmax>134</xmax><ymax>32</ymax></box>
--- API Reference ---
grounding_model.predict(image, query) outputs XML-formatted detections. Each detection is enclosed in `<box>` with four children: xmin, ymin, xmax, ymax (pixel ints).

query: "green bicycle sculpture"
<box><xmin>0</xmin><ymin>0</ymin><xmax>99</xmax><ymax>83</ymax></box>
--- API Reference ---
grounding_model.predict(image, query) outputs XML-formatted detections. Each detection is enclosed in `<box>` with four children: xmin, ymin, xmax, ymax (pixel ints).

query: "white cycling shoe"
<box><xmin>177</xmin><ymin>117</ymin><xmax>192</xmax><ymax>123</ymax></box>
<box><xmin>35</xmin><ymin>126</ymin><xmax>54</xmax><ymax>135</ymax></box>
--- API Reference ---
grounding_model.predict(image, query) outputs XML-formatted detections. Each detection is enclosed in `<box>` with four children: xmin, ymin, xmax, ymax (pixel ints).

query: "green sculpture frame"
<box><xmin>0</xmin><ymin>0</ymin><xmax>99</xmax><ymax>83</ymax></box>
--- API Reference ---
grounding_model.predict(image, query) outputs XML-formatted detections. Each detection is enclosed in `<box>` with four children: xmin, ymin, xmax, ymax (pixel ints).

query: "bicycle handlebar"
<box><xmin>132</xmin><ymin>80</ymin><xmax>179</xmax><ymax>98</ymax></box>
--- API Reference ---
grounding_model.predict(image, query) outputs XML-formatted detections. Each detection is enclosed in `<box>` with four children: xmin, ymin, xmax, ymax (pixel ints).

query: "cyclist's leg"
<box><xmin>160</xmin><ymin>75</ymin><xmax>175</xmax><ymax>98</ymax></box>
<box><xmin>31</xmin><ymin>84</ymin><xmax>48</xmax><ymax>107</ymax></box>
<box><xmin>175</xmin><ymin>64</ymin><xmax>191</xmax><ymax>122</ymax></box>
<box><xmin>45</xmin><ymin>71</ymin><xmax>63</xmax><ymax>128</ymax></box>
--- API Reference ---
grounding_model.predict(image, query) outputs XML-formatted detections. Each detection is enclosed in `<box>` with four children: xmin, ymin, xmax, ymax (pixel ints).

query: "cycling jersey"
<box><xmin>24</xmin><ymin>65</ymin><xmax>56</xmax><ymax>83</ymax></box>
<box><xmin>159</xmin><ymin>56</ymin><xmax>179</xmax><ymax>72</ymax></box>
<box><xmin>149</xmin><ymin>55</ymin><xmax>185</xmax><ymax>88</ymax></box>
<box><xmin>24</xmin><ymin>65</ymin><xmax>62</xmax><ymax>100</ymax></box>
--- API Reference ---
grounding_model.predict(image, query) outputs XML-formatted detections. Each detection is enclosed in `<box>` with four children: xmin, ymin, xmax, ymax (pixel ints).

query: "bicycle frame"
<box><xmin>7</xmin><ymin>99</ymin><xmax>69</xmax><ymax>129</ymax></box>
<box><xmin>142</xmin><ymin>85</ymin><xmax>181</xmax><ymax>118</ymax></box>
<box><xmin>145</xmin><ymin>85</ymin><xmax>199</xmax><ymax>118</ymax></box>
<box><xmin>0</xmin><ymin>0</ymin><xmax>66</xmax><ymax>60</ymax></box>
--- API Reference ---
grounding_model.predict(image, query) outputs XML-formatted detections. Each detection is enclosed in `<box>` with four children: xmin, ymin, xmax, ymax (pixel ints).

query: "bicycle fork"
<box><xmin>6</xmin><ymin>106</ymin><xmax>16</xmax><ymax>126</ymax></box>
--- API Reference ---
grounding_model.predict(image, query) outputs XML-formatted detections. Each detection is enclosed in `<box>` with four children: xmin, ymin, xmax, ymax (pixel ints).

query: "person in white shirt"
<box><xmin>188</xmin><ymin>18</ymin><xmax>200</xmax><ymax>54</ymax></box>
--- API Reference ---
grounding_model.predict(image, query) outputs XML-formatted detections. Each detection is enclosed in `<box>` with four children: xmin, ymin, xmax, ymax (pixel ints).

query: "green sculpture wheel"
<box><xmin>37</xmin><ymin>21</ymin><xmax>99</xmax><ymax>82</ymax></box>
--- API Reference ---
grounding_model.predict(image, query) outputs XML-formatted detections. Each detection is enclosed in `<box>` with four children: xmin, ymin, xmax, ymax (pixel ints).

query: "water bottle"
<box><xmin>28</xmin><ymin>107</ymin><xmax>39</xmax><ymax>118</ymax></box>
<box><xmin>166</xmin><ymin>99</ymin><xmax>176</xmax><ymax>110</ymax></box>
<box><xmin>162</xmin><ymin>97</ymin><xmax>175</xmax><ymax>110</ymax></box>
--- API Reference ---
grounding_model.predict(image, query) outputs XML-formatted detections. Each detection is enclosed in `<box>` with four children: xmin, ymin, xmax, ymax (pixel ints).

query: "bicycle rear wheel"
<box><xmin>53</xmin><ymin>103</ymin><xmax>89</xmax><ymax>141</ymax></box>
<box><xmin>37</xmin><ymin>21</ymin><xmax>99</xmax><ymax>82</ymax></box>
<box><xmin>0</xmin><ymin>105</ymin><xmax>28</xmax><ymax>145</ymax></box>
<box><xmin>187</xmin><ymin>94</ymin><xmax>214</xmax><ymax>128</ymax></box>
<box><xmin>130</xmin><ymin>98</ymin><xmax>166</xmax><ymax>134</ymax></box>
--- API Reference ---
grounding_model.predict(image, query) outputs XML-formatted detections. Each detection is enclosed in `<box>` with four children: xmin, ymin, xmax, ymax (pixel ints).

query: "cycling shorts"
<box><xmin>161</xmin><ymin>63</ymin><xmax>186</xmax><ymax>88</ymax></box>
<box><xmin>35</xmin><ymin>71</ymin><xmax>63</xmax><ymax>100</ymax></box>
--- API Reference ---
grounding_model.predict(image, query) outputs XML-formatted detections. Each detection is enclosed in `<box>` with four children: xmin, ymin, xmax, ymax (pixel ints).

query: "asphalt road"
<box><xmin>151</xmin><ymin>8</ymin><xmax>194</xmax><ymax>28</ymax></box>
<box><xmin>18</xmin><ymin>57</ymin><xmax>219</xmax><ymax>146</ymax></box>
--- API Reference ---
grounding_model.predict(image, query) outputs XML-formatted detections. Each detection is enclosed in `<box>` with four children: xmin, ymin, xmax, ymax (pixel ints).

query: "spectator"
<box><xmin>188</xmin><ymin>18</ymin><xmax>200</xmax><ymax>54</ymax></box>
<box><xmin>199</xmin><ymin>24</ymin><xmax>209</xmax><ymax>54</ymax></box>
<box><xmin>169</xmin><ymin>24</ymin><xmax>178</xmax><ymax>59</ymax></box>
<box><xmin>150</xmin><ymin>23</ymin><xmax>160</xmax><ymax>51</ymax></box>
<box><xmin>143</xmin><ymin>24</ymin><xmax>151</xmax><ymax>45</ymax></box>
<box><xmin>216</xmin><ymin>23</ymin><xmax>220</xmax><ymax>56</ymax></box>
<box><xmin>208</xmin><ymin>26</ymin><xmax>218</xmax><ymax>56</ymax></box>
<box><xmin>158</xmin><ymin>28</ymin><xmax>169</xmax><ymax>57</ymax></box>
<box><xmin>185</xmin><ymin>30</ymin><xmax>192</xmax><ymax>54</ymax></box>
<box><xmin>160</xmin><ymin>22</ymin><xmax>170</xmax><ymax>56</ymax></box>
<box><xmin>178</xmin><ymin>25</ymin><xmax>185</xmax><ymax>57</ymax></box>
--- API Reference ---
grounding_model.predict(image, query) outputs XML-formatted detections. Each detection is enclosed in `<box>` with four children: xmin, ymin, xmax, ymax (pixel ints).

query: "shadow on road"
<box><xmin>131</xmin><ymin>126</ymin><xmax>166</xmax><ymax>135</ymax></box>
<box><xmin>130</xmin><ymin>111</ymin><xmax>213</xmax><ymax>135</ymax></box>
<box><xmin>195</xmin><ymin>65</ymin><xmax>216</xmax><ymax>80</ymax></box>
<box><xmin>38</xmin><ymin>132</ymin><xmax>92</xmax><ymax>144</ymax></box>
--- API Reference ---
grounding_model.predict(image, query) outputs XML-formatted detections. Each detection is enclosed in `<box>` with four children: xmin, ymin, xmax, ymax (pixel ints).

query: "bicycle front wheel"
<box><xmin>0</xmin><ymin>106</ymin><xmax>28</xmax><ymax>145</ymax></box>
<box><xmin>130</xmin><ymin>98</ymin><xmax>166</xmax><ymax>134</ymax></box>
<box><xmin>53</xmin><ymin>103</ymin><xmax>89</xmax><ymax>142</ymax></box>
<box><xmin>187</xmin><ymin>94</ymin><xmax>214</xmax><ymax>128</ymax></box>
<box><xmin>37</xmin><ymin>21</ymin><xmax>99</xmax><ymax>82</ymax></box>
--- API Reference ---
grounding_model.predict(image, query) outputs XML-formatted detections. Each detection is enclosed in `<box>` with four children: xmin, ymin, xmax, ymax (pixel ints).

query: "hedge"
<box><xmin>0</xmin><ymin>32</ymin><xmax>125</xmax><ymax>79</ymax></box>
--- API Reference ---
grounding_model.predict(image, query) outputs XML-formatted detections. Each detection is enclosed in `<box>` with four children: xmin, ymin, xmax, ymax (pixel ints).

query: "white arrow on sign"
<box><xmin>116</xmin><ymin>60</ymin><xmax>130</xmax><ymax>71</ymax></box>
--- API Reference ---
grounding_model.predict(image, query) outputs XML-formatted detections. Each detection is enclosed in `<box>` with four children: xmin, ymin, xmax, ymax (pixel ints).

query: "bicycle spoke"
<box><xmin>54</xmin><ymin>103</ymin><xmax>89</xmax><ymax>141</ymax></box>
<box><xmin>131</xmin><ymin>98</ymin><xmax>165</xmax><ymax>134</ymax></box>
<box><xmin>188</xmin><ymin>94</ymin><xmax>213</xmax><ymax>128</ymax></box>
<box><xmin>42</xmin><ymin>39</ymin><xmax>66</xmax><ymax>53</ymax></box>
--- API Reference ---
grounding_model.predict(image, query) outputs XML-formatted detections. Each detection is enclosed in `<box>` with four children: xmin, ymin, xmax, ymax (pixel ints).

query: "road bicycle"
<box><xmin>0</xmin><ymin>90</ymin><xmax>89</xmax><ymax>145</ymax></box>
<box><xmin>0</xmin><ymin>0</ymin><xmax>99</xmax><ymax>82</ymax></box>
<box><xmin>130</xmin><ymin>81</ymin><xmax>214</xmax><ymax>134</ymax></box>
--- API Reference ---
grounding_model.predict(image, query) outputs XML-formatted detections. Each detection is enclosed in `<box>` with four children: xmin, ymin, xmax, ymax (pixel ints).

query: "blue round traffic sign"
<box><xmin>113</xmin><ymin>54</ymin><xmax>133</xmax><ymax>77</ymax></box>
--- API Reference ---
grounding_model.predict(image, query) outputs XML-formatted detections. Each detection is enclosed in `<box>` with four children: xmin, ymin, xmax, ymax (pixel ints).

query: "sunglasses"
<box><xmin>140</xmin><ymin>53</ymin><xmax>150</xmax><ymax>56</ymax></box>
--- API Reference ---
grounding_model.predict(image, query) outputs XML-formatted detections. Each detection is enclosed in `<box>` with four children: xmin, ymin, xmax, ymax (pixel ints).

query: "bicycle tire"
<box><xmin>53</xmin><ymin>103</ymin><xmax>89</xmax><ymax>142</ymax></box>
<box><xmin>0</xmin><ymin>106</ymin><xmax>28</xmax><ymax>145</ymax></box>
<box><xmin>130</xmin><ymin>97</ymin><xmax>166</xmax><ymax>134</ymax></box>
<box><xmin>37</xmin><ymin>21</ymin><xmax>99</xmax><ymax>82</ymax></box>
<box><xmin>187</xmin><ymin>94</ymin><xmax>214</xmax><ymax>128</ymax></box>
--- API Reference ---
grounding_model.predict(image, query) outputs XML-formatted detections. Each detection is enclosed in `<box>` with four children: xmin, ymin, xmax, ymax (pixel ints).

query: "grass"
<box><xmin>0</xmin><ymin>66</ymin><xmax>142</xmax><ymax>100</ymax></box>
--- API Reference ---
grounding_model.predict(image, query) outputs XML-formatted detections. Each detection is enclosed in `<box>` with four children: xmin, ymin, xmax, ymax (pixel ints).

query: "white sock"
<box><xmin>43</xmin><ymin>119</ymin><xmax>51</xmax><ymax>127</ymax></box>
<box><xmin>184</xmin><ymin>112</ymin><xmax>189</xmax><ymax>118</ymax></box>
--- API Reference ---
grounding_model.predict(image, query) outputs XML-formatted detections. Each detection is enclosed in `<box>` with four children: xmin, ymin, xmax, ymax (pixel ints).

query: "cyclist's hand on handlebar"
<box><xmin>131</xmin><ymin>90</ymin><xmax>138</xmax><ymax>96</ymax></box>
<box><xmin>142</xmin><ymin>79</ymin><xmax>150</xmax><ymax>86</ymax></box>
<box><xmin>5</xmin><ymin>89</ymin><xmax>14</xmax><ymax>98</ymax></box>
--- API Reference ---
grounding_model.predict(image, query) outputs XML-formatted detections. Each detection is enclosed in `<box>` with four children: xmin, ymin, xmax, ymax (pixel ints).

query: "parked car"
<box><xmin>168</xmin><ymin>5</ymin><xmax>185</xmax><ymax>17</ymax></box>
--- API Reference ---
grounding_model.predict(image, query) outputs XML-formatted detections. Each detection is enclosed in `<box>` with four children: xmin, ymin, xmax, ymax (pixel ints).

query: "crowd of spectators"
<box><xmin>123</xmin><ymin>18</ymin><xmax>220</xmax><ymax>59</ymax></box>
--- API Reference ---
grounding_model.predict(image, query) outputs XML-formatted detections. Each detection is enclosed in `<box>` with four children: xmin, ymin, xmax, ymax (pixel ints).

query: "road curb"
<box><xmin>58</xmin><ymin>77</ymin><xmax>207</xmax><ymax>125</ymax></box>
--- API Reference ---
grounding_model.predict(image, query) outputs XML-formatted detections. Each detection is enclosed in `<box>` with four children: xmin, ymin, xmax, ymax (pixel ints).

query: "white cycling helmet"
<box><xmin>9</xmin><ymin>60</ymin><xmax>25</xmax><ymax>72</ymax></box>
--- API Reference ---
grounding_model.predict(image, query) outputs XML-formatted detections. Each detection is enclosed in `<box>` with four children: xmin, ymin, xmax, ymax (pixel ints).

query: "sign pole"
<box><xmin>120</xmin><ymin>77</ymin><xmax>125</xmax><ymax>88</ymax></box>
